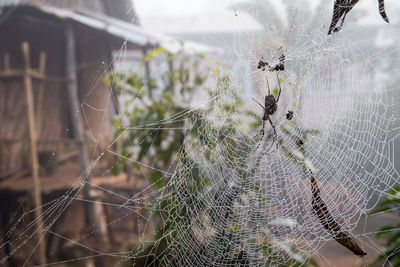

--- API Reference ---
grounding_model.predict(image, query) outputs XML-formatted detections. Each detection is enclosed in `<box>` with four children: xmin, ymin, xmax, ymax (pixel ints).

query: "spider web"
<box><xmin>2</xmin><ymin>0</ymin><xmax>400</xmax><ymax>266</ymax></box>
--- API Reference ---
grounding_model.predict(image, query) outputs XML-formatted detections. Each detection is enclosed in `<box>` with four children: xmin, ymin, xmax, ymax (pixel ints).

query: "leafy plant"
<box><xmin>370</xmin><ymin>186</ymin><xmax>400</xmax><ymax>266</ymax></box>
<box><xmin>105</xmin><ymin>47</ymin><xmax>207</xmax><ymax>179</ymax></box>
<box><xmin>107</xmin><ymin>45</ymin><xmax>316</xmax><ymax>266</ymax></box>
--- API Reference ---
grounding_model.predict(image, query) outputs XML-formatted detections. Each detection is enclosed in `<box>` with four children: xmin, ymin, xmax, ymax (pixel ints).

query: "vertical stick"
<box><xmin>36</xmin><ymin>52</ymin><xmax>47</xmax><ymax>138</ymax></box>
<box><xmin>64</xmin><ymin>22</ymin><xmax>93</xmax><ymax>224</ymax></box>
<box><xmin>142</xmin><ymin>48</ymin><xmax>152</xmax><ymax>97</ymax></box>
<box><xmin>22</xmin><ymin>42</ymin><xmax>47</xmax><ymax>266</ymax></box>
<box><xmin>168</xmin><ymin>58</ymin><xmax>175</xmax><ymax>93</ymax></box>
<box><xmin>64</xmin><ymin>22</ymin><xmax>104</xmax><ymax>267</ymax></box>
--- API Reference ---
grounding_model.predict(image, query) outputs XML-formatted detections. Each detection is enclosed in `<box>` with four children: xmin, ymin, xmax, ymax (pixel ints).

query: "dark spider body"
<box><xmin>296</xmin><ymin>139</ymin><xmax>304</xmax><ymax>146</ymax></box>
<box><xmin>253</xmin><ymin>93</ymin><xmax>278</xmax><ymax>152</ymax></box>
<box><xmin>273</xmin><ymin>54</ymin><xmax>285</xmax><ymax>71</ymax></box>
<box><xmin>257</xmin><ymin>60</ymin><xmax>270</xmax><ymax>71</ymax></box>
<box><xmin>253</xmin><ymin>53</ymin><xmax>286</xmax><ymax>152</ymax></box>
<box><xmin>285</xmin><ymin>110</ymin><xmax>294</xmax><ymax>120</ymax></box>
<box><xmin>264</xmin><ymin>95</ymin><xmax>277</xmax><ymax>117</ymax></box>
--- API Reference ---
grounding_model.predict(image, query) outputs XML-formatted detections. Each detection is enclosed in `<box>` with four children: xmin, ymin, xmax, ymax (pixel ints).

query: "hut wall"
<box><xmin>0</xmin><ymin>13</ymin><xmax>68</xmax><ymax>178</ymax></box>
<box><xmin>0</xmin><ymin>9</ymin><xmax>115</xmax><ymax>179</ymax></box>
<box><xmin>0</xmin><ymin>79</ymin><xmax>30</xmax><ymax>176</ymax></box>
<box><xmin>74</xmin><ymin>22</ymin><xmax>114</xmax><ymax>155</ymax></box>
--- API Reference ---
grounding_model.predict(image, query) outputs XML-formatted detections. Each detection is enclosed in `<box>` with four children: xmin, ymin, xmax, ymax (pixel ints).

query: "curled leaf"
<box><xmin>310</xmin><ymin>173</ymin><xmax>366</xmax><ymax>256</ymax></box>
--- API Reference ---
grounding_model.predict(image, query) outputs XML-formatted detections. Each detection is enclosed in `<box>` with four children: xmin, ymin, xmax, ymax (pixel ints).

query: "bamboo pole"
<box><xmin>64</xmin><ymin>22</ymin><xmax>105</xmax><ymax>267</ymax></box>
<box><xmin>64</xmin><ymin>21</ymin><xmax>94</xmax><ymax>226</ymax></box>
<box><xmin>36</xmin><ymin>52</ymin><xmax>47</xmax><ymax>137</ymax></box>
<box><xmin>21</xmin><ymin>42</ymin><xmax>47</xmax><ymax>266</ymax></box>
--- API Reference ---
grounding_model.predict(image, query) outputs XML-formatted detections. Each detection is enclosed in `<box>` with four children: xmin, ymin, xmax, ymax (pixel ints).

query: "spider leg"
<box><xmin>251</xmin><ymin>98</ymin><xmax>266</xmax><ymax>111</ymax></box>
<box><xmin>263</xmin><ymin>138</ymin><xmax>279</xmax><ymax>154</ymax></box>
<box><xmin>254</xmin><ymin>119</ymin><xmax>265</xmax><ymax>138</ymax></box>
<box><xmin>267</xmin><ymin>116</ymin><xmax>277</xmax><ymax>140</ymax></box>
<box><xmin>276</xmin><ymin>72</ymin><xmax>282</xmax><ymax>103</ymax></box>
<box><xmin>266</xmin><ymin>75</ymin><xmax>271</xmax><ymax>95</ymax></box>
<box><xmin>254</xmin><ymin>120</ymin><xmax>265</xmax><ymax>151</ymax></box>
<box><xmin>262</xmin><ymin>116</ymin><xmax>279</xmax><ymax>154</ymax></box>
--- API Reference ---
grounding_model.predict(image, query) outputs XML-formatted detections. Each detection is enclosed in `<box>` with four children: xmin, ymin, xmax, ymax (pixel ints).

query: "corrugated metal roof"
<box><xmin>0</xmin><ymin>0</ymin><xmax>106</xmax><ymax>13</ymax></box>
<box><xmin>0</xmin><ymin>0</ymin><xmax>138</xmax><ymax>23</ymax></box>
<box><xmin>0</xmin><ymin>3</ymin><xmax>222</xmax><ymax>54</ymax></box>
<box><xmin>37</xmin><ymin>4</ymin><xmax>221</xmax><ymax>54</ymax></box>
<box><xmin>36</xmin><ymin>4</ymin><xmax>149</xmax><ymax>46</ymax></box>
<box><xmin>0</xmin><ymin>0</ymin><xmax>26</xmax><ymax>6</ymax></box>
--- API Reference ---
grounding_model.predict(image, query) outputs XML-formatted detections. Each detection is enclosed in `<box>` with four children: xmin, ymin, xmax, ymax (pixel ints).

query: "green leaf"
<box><xmin>270</xmin><ymin>88</ymin><xmax>279</xmax><ymax>96</ymax></box>
<box><xmin>376</xmin><ymin>225</ymin><xmax>400</xmax><ymax>237</ymax></box>
<box><xmin>113</xmin><ymin>118</ymin><xmax>120</xmax><ymax>130</ymax></box>
<box><xmin>143</xmin><ymin>47</ymin><xmax>171</xmax><ymax>61</ymax></box>
<box><xmin>368</xmin><ymin>206</ymin><xmax>391</xmax><ymax>215</ymax></box>
<box><xmin>149</xmin><ymin>170</ymin><xmax>164</xmax><ymax>189</ymax></box>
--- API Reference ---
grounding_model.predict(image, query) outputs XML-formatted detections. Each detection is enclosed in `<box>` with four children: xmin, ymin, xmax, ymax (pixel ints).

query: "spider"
<box><xmin>252</xmin><ymin>73</ymin><xmax>282</xmax><ymax>152</ymax></box>
<box><xmin>285</xmin><ymin>110</ymin><xmax>294</xmax><ymax>120</ymax></box>
<box><xmin>257</xmin><ymin>54</ymin><xmax>285</xmax><ymax>72</ymax></box>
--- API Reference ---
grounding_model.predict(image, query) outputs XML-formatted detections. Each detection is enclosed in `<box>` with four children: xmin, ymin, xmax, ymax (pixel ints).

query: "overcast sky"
<box><xmin>133</xmin><ymin>0</ymin><xmax>275</xmax><ymax>33</ymax></box>
<box><xmin>133</xmin><ymin>0</ymin><xmax>400</xmax><ymax>34</ymax></box>
<box><xmin>134</xmin><ymin>0</ymin><xmax>400</xmax><ymax>16</ymax></box>
<box><xmin>135</xmin><ymin>0</ymin><xmax>240</xmax><ymax>17</ymax></box>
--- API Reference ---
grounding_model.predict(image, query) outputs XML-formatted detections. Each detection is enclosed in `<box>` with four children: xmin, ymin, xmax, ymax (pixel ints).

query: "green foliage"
<box><xmin>107</xmin><ymin>47</ymin><xmax>204</xmax><ymax>179</ymax></box>
<box><xmin>370</xmin><ymin>186</ymin><xmax>400</xmax><ymax>266</ymax></box>
<box><xmin>109</xmin><ymin>45</ymin><xmax>315</xmax><ymax>266</ymax></box>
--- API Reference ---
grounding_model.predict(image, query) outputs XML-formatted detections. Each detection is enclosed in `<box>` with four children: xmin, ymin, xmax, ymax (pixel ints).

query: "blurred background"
<box><xmin>0</xmin><ymin>0</ymin><xmax>399</xmax><ymax>266</ymax></box>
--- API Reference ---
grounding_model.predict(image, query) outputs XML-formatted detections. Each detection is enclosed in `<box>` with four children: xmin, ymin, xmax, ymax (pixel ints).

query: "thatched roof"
<box><xmin>0</xmin><ymin>0</ymin><xmax>138</xmax><ymax>23</ymax></box>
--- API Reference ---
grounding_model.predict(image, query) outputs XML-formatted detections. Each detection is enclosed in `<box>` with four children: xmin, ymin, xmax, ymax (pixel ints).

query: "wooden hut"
<box><xmin>0</xmin><ymin>0</ymin><xmax>143</xmax><ymax>179</ymax></box>
<box><xmin>0</xmin><ymin>1</ymin><xmax>218</xmax><ymax>266</ymax></box>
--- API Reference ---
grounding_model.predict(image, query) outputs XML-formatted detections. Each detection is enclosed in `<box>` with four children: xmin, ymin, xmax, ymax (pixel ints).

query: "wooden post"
<box><xmin>21</xmin><ymin>42</ymin><xmax>47</xmax><ymax>266</ymax></box>
<box><xmin>64</xmin><ymin>22</ymin><xmax>104</xmax><ymax>267</ymax></box>
<box><xmin>36</xmin><ymin>52</ymin><xmax>47</xmax><ymax>137</ymax></box>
